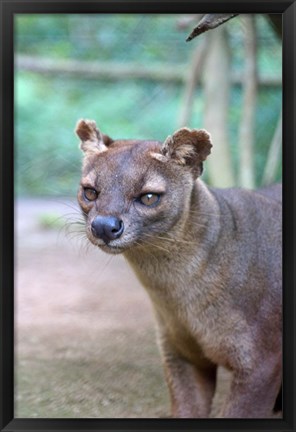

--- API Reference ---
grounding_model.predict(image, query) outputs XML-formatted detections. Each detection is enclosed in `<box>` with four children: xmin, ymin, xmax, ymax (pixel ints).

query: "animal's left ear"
<box><xmin>161</xmin><ymin>127</ymin><xmax>212</xmax><ymax>175</ymax></box>
<box><xmin>75</xmin><ymin>119</ymin><xmax>113</xmax><ymax>155</ymax></box>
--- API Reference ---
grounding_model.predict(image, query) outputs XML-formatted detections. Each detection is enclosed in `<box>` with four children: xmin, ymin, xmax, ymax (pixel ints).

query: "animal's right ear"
<box><xmin>156</xmin><ymin>128</ymin><xmax>212</xmax><ymax>177</ymax></box>
<box><xmin>75</xmin><ymin>119</ymin><xmax>113</xmax><ymax>155</ymax></box>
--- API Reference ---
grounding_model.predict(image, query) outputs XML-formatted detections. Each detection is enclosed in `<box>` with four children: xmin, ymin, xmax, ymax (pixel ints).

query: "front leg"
<box><xmin>160</xmin><ymin>339</ymin><xmax>217</xmax><ymax>418</ymax></box>
<box><xmin>217</xmin><ymin>352</ymin><xmax>282</xmax><ymax>418</ymax></box>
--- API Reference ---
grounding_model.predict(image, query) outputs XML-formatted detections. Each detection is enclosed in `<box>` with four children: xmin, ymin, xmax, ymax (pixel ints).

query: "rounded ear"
<box><xmin>161</xmin><ymin>127</ymin><xmax>212</xmax><ymax>175</ymax></box>
<box><xmin>75</xmin><ymin>119</ymin><xmax>113</xmax><ymax>155</ymax></box>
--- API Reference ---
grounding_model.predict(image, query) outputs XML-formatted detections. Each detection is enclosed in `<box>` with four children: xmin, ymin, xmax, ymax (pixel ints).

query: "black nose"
<box><xmin>91</xmin><ymin>216</ymin><xmax>124</xmax><ymax>243</ymax></box>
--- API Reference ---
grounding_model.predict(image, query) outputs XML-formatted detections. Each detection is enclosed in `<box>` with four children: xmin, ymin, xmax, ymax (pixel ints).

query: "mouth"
<box><xmin>99</xmin><ymin>243</ymin><xmax>126</xmax><ymax>255</ymax></box>
<box><xmin>87</xmin><ymin>233</ymin><xmax>129</xmax><ymax>255</ymax></box>
<box><xmin>86</xmin><ymin>227</ymin><xmax>143</xmax><ymax>255</ymax></box>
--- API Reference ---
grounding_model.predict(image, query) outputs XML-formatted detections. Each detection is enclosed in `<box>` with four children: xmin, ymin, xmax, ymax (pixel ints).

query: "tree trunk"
<box><xmin>203</xmin><ymin>27</ymin><xmax>235</xmax><ymax>187</ymax></box>
<box><xmin>238</xmin><ymin>15</ymin><xmax>257</xmax><ymax>189</ymax></box>
<box><xmin>178</xmin><ymin>38</ymin><xmax>208</xmax><ymax>127</ymax></box>
<box><xmin>261</xmin><ymin>112</ymin><xmax>282</xmax><ymax>185</ymax></box>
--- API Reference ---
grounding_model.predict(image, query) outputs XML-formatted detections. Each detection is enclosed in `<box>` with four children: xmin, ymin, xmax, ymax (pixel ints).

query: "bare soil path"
<box><xmin>15</xmin><ymin>197</ymin><xmax>169</xmax><ymax>418</ymax></box>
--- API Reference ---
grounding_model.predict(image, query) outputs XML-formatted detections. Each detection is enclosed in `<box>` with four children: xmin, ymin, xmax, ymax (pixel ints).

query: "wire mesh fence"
<box><xmin>15</xmin><ymin>14</ymin><xmax>282</xmax><ymax>196</ymax></box>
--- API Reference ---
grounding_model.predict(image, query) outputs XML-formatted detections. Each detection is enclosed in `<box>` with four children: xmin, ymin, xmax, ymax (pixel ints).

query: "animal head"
<box><xmin>75</xmin><ymin>119</ymin><xmax>212</xmax><ymax>254</ymax></box>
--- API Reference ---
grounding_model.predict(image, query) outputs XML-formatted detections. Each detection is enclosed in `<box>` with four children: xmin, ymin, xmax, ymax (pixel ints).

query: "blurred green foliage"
<box><xmin>15</xmin><ymin>15</ymin><xmax>193</xmax><ymax>63</ymax></box>
<box><xmin>38</xmin><ymin>213</ymin><xmax>65</xmax><ymax>230</ymax></box>
<box><xmin>15</xmin><ymin>14</ymin><xmax>282</xmax><ymax>196</ymax></box>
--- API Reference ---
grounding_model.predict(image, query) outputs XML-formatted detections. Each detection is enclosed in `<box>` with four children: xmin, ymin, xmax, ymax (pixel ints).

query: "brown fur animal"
<box><xmin>75</xmin><ymin>119</ymin><xmax>282</xmax><ymax>418</ymax></box>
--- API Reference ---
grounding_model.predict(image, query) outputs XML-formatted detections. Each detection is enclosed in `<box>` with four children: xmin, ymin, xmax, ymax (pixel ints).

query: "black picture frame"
<box><xmin>1</xmin><ymin>1</ymin><xmax>295</xmax><ymax>431</ymax></box>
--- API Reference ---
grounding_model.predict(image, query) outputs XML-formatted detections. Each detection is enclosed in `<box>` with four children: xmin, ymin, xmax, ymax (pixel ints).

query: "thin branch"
<box><xmin>186</xmin><ymin>13</ymin><xmax>281</xmax><ymax>41</ymax></box>
<box><xmin>186</xmin><ymin>14</ymin><xmax>238</xmax><ymax>41</ymax></box>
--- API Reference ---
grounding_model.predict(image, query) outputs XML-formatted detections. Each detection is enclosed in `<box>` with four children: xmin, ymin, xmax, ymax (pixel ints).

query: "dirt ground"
<box><xmin>14</xmin><ymin>198</ymin><xmax>279</xmax><ymax>419</ymax></box>
<box><xmin>15</xmin><ymin>197</ymin><xmax>171</xmax><ymax>418</ymax></box>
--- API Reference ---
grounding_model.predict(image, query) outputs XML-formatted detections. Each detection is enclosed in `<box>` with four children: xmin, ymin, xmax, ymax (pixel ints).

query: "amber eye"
<box><xmin>139</xmin><ymin>193</ymin><xmax>160</xmax><ymax>207</ymax></box>
<box><xmin>83</xmin><ymin>187</ymin><xmax>98</xmax><ymax>201</ymax></box>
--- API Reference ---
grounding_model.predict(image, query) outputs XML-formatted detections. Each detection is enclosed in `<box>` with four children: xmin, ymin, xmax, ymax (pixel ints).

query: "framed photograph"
<box><xmin>1</xmin><ymin>1</ymin><xmax>295</xmax><ymax>431</ymax></box>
